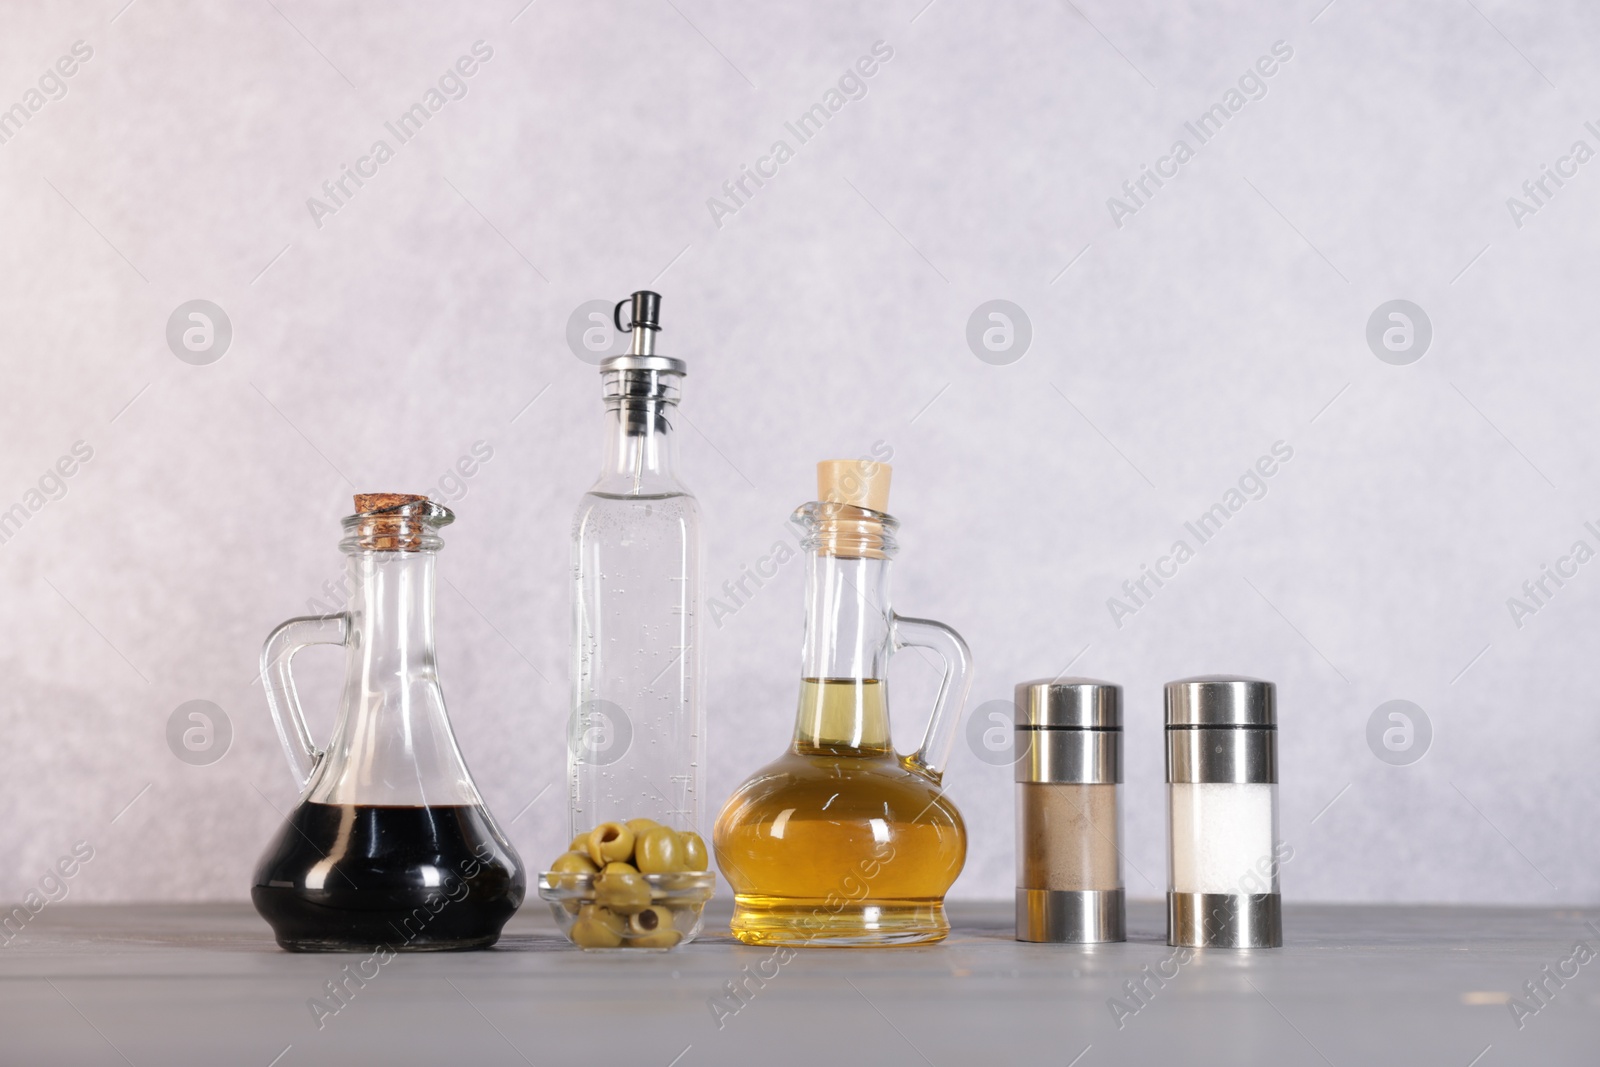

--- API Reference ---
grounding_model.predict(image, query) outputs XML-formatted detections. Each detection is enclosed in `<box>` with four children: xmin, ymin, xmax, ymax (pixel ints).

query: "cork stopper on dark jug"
<box><xmin>345</xmin><ymin>493</ymin><xmax>454</xmax><ymax>552</ymax></box>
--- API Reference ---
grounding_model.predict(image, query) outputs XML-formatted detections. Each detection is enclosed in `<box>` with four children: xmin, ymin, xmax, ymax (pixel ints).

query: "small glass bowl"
<box><xmin>537</xmin><ymin>870</ymin><xmax>716</xmax><ymax>951</ymax></box>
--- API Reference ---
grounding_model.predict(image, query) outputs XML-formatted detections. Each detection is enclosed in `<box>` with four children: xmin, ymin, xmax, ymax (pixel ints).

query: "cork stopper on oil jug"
<box><xmin>810</xmin><ymin>461</ymin><xmax>895</xmax><ymax>559</ymax></box>
<box><xmin>817</xmin><ymin>460</ymin><xmax>891</xmax><ymax>513</ymax></box>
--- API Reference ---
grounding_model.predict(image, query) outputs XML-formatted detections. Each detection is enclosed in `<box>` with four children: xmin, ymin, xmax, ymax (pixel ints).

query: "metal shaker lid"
<box><xmin>1014</xmin><ymin>679</ymin><xmax>1121</xmax><ymax>730</ymax></box>
<box><xmin>1165</xmin><ymin>675</ymin><xmax>1275</xmax><ymax>728</ymax></box>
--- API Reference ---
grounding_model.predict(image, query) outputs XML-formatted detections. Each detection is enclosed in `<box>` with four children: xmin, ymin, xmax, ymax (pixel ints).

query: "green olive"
<box><xmin>594</xmin><ymin>867</ymin><xmax>651</xmax><ymax>914</ymax></box>
<box><xmin>626</xmin><ymin>906</ymin><xmax>675</xmax><ymax>936</ymax></box>
<box><xmin>627</xmin><ymin>903</ymin><xmax>683</xmax><ymax>948</ymax></box>
<box><xmin>547</xmin><ymin>849</ymin><xmax>598</xmax><ymax>902</ymax></box>
<box><xmin>570</xmin><ymin>904</ymin><xmax>624</xmax><ymax>948</ymax></box>
<box><xmin>586</xmin><ymin>822</ymin><xmax>635</xmax><ymax>866</ymax></box>
<box><xmin>602</xmin><ymin>861</ymin><xmax>638</xmax><ymax>875</ymax></box>
<box><xmin>568</xmin><ymin>831</ymin><xmax>588</xmax><ymax>851</ymax></box>
<box><xmin>549</xmin><ymin>850</ymin><xmax>598</xmax><ymax>875</ymax></box>
<box><xmin>632</xmin><ymin>928</ymin><xmax>683</xmax><ymax>949</ymax></box>
<box><xmin>634</xmin><ymin>827</ymin><xmax>686</xmax><ymax>874</ymax></box>
<box><xmin>680</xmin><ymin>831</ymin><xmax>709</xmax><ymax>872</ymax></box>
<box><xmin>625</xmin><ymin>817</ymin><xmax>662</xmax><ymax>836</ymax></box>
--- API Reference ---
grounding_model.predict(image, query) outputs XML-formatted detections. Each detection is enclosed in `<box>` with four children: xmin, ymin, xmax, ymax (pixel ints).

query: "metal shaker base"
<box><xmin>1168</xmin><ymin>891</ymin><xmax>1282</xmax><ymax>948</ymax></box>
<box><xmin>1015</xmin><ymin>888</ymin><xmax>1125</xmax><ymax>943</ymax></box>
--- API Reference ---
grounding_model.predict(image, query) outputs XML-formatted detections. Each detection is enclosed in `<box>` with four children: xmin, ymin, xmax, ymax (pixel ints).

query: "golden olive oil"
<box><xmin>713</xmin><ymin>679</ymin><xmax>966</xmax><ymax>946</ymax></box>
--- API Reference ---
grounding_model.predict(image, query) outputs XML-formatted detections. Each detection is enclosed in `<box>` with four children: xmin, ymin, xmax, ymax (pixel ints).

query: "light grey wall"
<box><xmin>0</xmin><ymin>0</ymin><xmax>1595</xmax><ymax>907</ymax></box>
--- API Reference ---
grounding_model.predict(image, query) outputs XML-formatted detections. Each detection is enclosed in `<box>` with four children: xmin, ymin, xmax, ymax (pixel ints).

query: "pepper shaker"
<box><xmin>1014</xmin><ymin>679</ymin><xmax>1125</xmax><ymax>943</ymax></box>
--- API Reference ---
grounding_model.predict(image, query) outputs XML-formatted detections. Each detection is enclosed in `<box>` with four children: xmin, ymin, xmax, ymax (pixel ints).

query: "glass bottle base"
<box><xmin>252</xmin><ymin>902</ymin><xmax>506</xmax><ymax>954</ymax></box>
<box><xmin>727</xmin><ymin>895</ymin><xmax>950</xmax><ymax>946</ymax></box>
<box><xmin>251</xmin><ymin>803</ymin><xmax>524</xmax><ymax>953</ymax></box>
<box><xmin>251</xmin><ymin>884</ymin><xmax>518</xmax><ymax>953</ymax></box>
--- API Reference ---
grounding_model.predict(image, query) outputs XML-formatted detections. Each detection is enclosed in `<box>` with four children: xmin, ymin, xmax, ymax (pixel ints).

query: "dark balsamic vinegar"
<box><xmin>252</xmin><ymin>803</ymin><xmax>524</xmax><ymax>952</ymax></box>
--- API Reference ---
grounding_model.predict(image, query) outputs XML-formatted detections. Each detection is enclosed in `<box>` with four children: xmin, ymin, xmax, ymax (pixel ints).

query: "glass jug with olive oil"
<box><xmin>713</xmin><ymin>460</ymin><xmax>972</xmax><ymax>946</ymax></box>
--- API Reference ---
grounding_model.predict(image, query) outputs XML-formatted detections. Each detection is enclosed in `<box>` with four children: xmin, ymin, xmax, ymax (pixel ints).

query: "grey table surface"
<box><xmin>0</xmin><ymin>900</ymin><xmax>1596</xmax><ymax>1066</ymax></box>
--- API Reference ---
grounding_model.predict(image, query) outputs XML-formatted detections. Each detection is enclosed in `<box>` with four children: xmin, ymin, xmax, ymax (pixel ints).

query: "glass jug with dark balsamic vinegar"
<box><xmin>713</xmin><ymin>461</ymin><xmax>972</xmax><ymax>946</ymax></box>
<box><xmin>252</xmin><ymin>494</ymin><xmax>524</xmax><ymax>952</ymax></box>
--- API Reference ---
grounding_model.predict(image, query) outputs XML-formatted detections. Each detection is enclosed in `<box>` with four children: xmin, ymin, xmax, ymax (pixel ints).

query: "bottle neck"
<box><xmin>794</xmin><ymin>551</ymin><xmax>894</xmax><ymax>755</ymax></box>
<box><xmin>307</xmin><ymin>547</ymin><xmax>480</xmax><ymax>807</ymax></box>
<box><xmin>348</xmin><ymin>550</ymin><xmax>438</xmax><ymax>685</ymax></box>
<box><xmin>593</xmin><ymin>394</ymin><xmax>684</xmax><ymax>496</ymax></box>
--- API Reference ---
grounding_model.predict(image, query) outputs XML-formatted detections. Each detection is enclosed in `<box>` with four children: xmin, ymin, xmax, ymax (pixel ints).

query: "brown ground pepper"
<box><xmin>1016</xmin><ymin>782</ymin><xmax>1121</xmax><ymax>892</ymax></box>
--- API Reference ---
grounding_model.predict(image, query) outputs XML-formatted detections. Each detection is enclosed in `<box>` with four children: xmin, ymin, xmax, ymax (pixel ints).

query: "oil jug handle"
<box><xmin>889</xmin><ymin>613</ymin><xmax>972</xmax><ymax>782</ymax></box>
<box><xmin>260</xmin><ymin>613</ymin><xmax>350</xmax><ymax>789</ymax></box>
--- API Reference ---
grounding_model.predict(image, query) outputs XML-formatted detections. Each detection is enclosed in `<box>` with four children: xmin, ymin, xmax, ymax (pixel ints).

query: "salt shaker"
<box><xmin>1165</xmin><ymin>675</ymin><xmax>1282</xmax><ymax>948</ymax></box>
<box><xmin>1014</xmin><ymin>679</ymin><xmax>1125</xmax><ymax>943</ymax></box>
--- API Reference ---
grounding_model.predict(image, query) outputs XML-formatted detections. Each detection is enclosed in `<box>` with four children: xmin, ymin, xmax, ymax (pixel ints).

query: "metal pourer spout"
<box><xmin>614</xmin><ymin>290</ymin><xmax>662</xmax><ymax>357</ymax></box>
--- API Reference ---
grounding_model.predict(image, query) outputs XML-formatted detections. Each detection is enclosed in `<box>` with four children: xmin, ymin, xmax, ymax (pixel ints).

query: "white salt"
<box><xmin>1169</xmin><ymin>782</ymin><xmax>1277</xmax><ymax>894</ymax></box>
